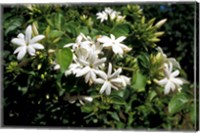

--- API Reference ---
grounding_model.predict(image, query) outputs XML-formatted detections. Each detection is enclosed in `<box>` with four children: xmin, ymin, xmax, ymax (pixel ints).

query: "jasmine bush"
<box><xmin>3</xmin><ymin>4</ymin><xmax>197</xmax><ymax>129</ymax></box>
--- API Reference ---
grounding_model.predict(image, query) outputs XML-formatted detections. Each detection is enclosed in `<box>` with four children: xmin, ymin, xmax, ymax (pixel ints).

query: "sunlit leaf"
<box><xmin>110</xmin><ymin>95</ymin><xmax>125</xmax><ymax>105</ymax></box>
<box><xmin>168</xmin><ymin>92</ymin><xmax>188</xmax><ymax>115</ymax></box>
<box><xmin>132</xmin><ymin>71</ymin><xmax>147</xmax><ymax>92</ymax></box>
<box><xmin>111</xmin><ymin>23</ymin><xmax>130</xmax><ymax>37</ymax></box>
<box><xmin>56</xmin><ymin>48</ymin><xmax>73</xmax><ymax>73</ymax></box>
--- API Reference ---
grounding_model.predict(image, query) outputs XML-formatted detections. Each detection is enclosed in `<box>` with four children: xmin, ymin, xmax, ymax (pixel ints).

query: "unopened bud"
<box><xmin>155</xmin><ymin>19</ymin><xmax>167</xmax><ymax>28</ymax></box>
<box><xmin>48</xmin><ymin>49</ymin><xmax>55</xmax><ymax>54</ymax></box>
<box><xmin>32</xmin><ymin>22</ymin><xmax>39</xmax><ymax>36</ymax></box>
<box><xmin>154</xmin><ymin>31</ymin><xmax>165</xmax><ymax>37</ymax></box>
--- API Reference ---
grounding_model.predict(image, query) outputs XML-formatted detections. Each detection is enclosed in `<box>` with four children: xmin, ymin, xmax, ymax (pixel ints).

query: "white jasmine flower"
<box><xmin>11</xmin><ymin>25</ymin><xmax>45</xmax><ymax>60</ymax></box>
<box><xmin>74</xmin><ymin>52</ymin><xmax>106</xmax><ymax>84</ymax></box>
<box><xmin>157</xmin><ymin>63</ymin><xmax>184</xmax><ymax>95</ymax></box>
<box><xmin>65</xmin><ymin>42</ymin><xmax>102</xmax><ymax>78</ymax></box>
<box><xmin>95</xmin><ymin>63</ymin><xmax>123</xmax><ymax>95</ymax></box>
<box><xmin>64</xmin><ymin>33</ymin><xmax>91</xmax><ymax>50</ymax></box>
<box><xmin>96</xmin><ymin>11</ymin><xmax>108</xmax><ymax>23</ymax></box>
<box><xmin>88</xmin><ymin>42</ymin><xmax>103</xmax><ymax>57</ymax></box>
<box><xmin>109</xmin><ymin>10</ymin><xmax>120</xmax><ymax>20</ymax></box>
<box><xmin>65</xmin><ymin>63</ymin><xmax>82</xmax><ymax>76</ymax></box>
<box><xmin>104</xmin><ymin>7</ymin><xmax>114</xmax><ymax>14</ymax></box>
<box><xmin>119</xmin><ymin>75</ymin><xmax>131</xmax><ymax>87</ymax></box>
<box><xmin>97</xmin><ymin>34</ymin><xmax>131</xmax><ymax>56</ymax></box>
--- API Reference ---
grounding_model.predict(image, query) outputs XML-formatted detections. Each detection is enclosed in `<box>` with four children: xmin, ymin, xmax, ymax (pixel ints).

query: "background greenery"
<box><xmin>3</xmin><ymin>3</ymin><xmax>198</xmax><ymax>130</ymax></box>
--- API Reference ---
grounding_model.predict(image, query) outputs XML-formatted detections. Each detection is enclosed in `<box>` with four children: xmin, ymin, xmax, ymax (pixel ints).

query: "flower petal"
<box><xmin>110</xmin><ymin>78</ymin><xmax>122</xmax><ymax>84</ymax></box>
<box><xmin>110</xmin><ymin>68</ymin><xmax>122</xmax><ymax>79</ymax></box>
<box><xmin>105</xmin><ymin>82</ymin><xmax>111</xmax><ymax>95</ymax></box>
<box><xmin>97</xmin><ymin>36</ymin><xmax>111</xmax><ymax>43</ymax></box>
<box><xmin>17</xmin><ymin>33</ymin><xmax>25</xmax><ymax>40</ymax></box>
<box><xmin>90</xmin><ymin>70</ymin><xmax>96</xmax><ymax>81</ymax></box>
<box><xmin>30</xmin><ymin>35</ymin><xmax>45</xmax><ymax>44</ymax></box>
<box><xmin>94</xmin><ymin>58</ymin><xmax>106</xmax><ymax>67</ymax></box>
<box><xmin>171</xmin><ymin>70</ymin><xmax>180</xmax><ymax>77</ymax></box>
<box><xmin>172</xmin><ymin>78</ymin><xmax>183</xmax><ymax>85</ymax></box>
<box><xmin>27</xmin><ymin>45</ymin><xmax>36</xmax><ymax>56</ymax></box>
<box><xmin>14</xmin><ymin>47</ymin><xmax>23</xmax><ymax>54</ymax></box>
<box><xmin>169</xmin><ymin>62</ymin><xmax>173</xmax><ymax>73</ymax></box>
<box><xmin>107</xmin><ymin>63</ymin><xmax>112</xmax><ymax>76</ymax></box>
<box><xmin>110</xmin><ymin>34</ymin><xmax>115</xmax><ymax>40</ymax></box>
<box><xmin>112</xmin><ymin>45</ymin><xmax>123</xmax><ymax>55</ymax></box>
<box><xmin>118</xmin><ymin>44</ymin><xmax>132</xmax><ymax>52</ymax></box>
<box><xmin>116</xmin><ymin>36</ymin><xmax>126</xmax><ymax>43</ymax></box>
<box><xmin>78</xmin><ymin>58</ymin><xmax>90</xmax><ymax>66</ymax></box>
<box><xmin>31</xmin><ymin>43</ymin><xmax>44</xmax><ymax>49</ymax></box>
<box><xmin>76</xmin><ymin>66</ymin><xmax>90</xmax><ymax>77</ymax></box>
<box><xmin>99</xmin><ymin>81</ymin><xmax>109</xmax><ymax>94</ymax></box>
<box><xmin>63</xmin><ymin>43</ymin><xmax>74</xmax><ymax>48</ymax></box>
<box><xmin>96</xmin><ymin>70</ymin><xmax>107</xmax><ymax>80</ymax></box>
<box><xmin>157</xmin><ymin>78</ymin><xmax>168</xmax><ymax>86</ymax></box>
<box><xmin>25</xmin><ymin>25</ymin><xmax>32</xmax><ymax>43</ymax></box>
<box><xmin>103</xmin><ymin>43</ymin><xmax>112</xmax><ymax>47</ymax></box>
<box><xmin>11</xmin><ymin>38</ymin><xmax>26</xmax><ymax>46</ymax></box>
<box><xmin>164</xmin><ymin>81</ymin><xmax>172</xmax><ymax>95</ymax></box>
<box><xmin>17</xmin><ymin>46</ymin><xmax>27</xmax><ymax>60</ymax></box>
<box><xmin>85</xmin><ymin>72</ymin><xmax>91</xmax><ymax>83</ymax></box>
<box><xmin>93</xmin><ymin>78</ymin><xmax>104</xmax><ymax>84</ymax></box>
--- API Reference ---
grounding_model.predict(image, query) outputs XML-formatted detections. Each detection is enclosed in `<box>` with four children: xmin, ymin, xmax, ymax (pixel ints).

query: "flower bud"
<box><xmin>32</xmin><ymin>22</ymin><xmax>39</xmax><ymax>36</ymax></box>
<box><xmin>155</xmin><ymin>19</ymin><xmax>167</xmax><ymax>28</ymax></box>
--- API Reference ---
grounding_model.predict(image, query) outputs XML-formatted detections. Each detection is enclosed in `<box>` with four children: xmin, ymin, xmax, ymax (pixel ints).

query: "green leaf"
<box><xmin>148</xmin><ymin>90</ymin><xmax>157</xmax><ymax>101</ymax></box>
<box><xmin>108</xmin><ymin>112</ymin><xmax>120</xmax><ymax>121</ymax></box>
<box><xmin>64</xmin><ymin>21</ymin><xmax>79</xmax><ymax>36</ymax></box>
<box><xmin>78</xmin><ymin>26</ymin><xmax>89</xmax><ymax>35</ymax></box>
<box><xmin>168</xmin><ymin>92</ymin><xmax>188</xmax><ymax>115</ymax></box>
<box><xmin>4</xmin><ymin>18</ymin><xmax>22</xmax><ymax>35</ymax></box>
<box><xmin>132</xmin><ymin>71</ymin><xmax>147</xmax><ymax>92</ymax></box>
<box><xmin>81</xmin><ymin>104</ymin><xmax>93</xmax><ymax>113</ymax></box>
<box><xmin>55</xmin><ymin>13</ymin><xmax>64</xmax><ymax>30</ymax></box>
<box><xmin>110</xmin><ymin>95</ymin><xmax>125</xmax><ymax>105</ymax></box>
<box><xmin>137</xmin><ymin>53</ymin><xmax>150</xmax><ymax>69</ymax></box>
<box><xmin>189</xmin><ymin>103</ymin><xmax>196</xmax><ymax>124</ymax></box>
<box><xmin>49</xmin><ymin>30</ymin><xmax>64</xmax><ymax>39</ymax></box>
<box><xmin>111</xmin><ymin>23</ymin><xmax>130</xmax><ymax>37</ymax></box>
<box><xmin>56</xmin><ymin>48</ymin><xmax>73</xmax><ymax>73</ymax></box>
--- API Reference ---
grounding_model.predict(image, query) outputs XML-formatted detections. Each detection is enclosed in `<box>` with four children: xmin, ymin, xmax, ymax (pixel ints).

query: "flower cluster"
<box><xmin>96</xmin><ymin>7</ymin><xmax>125</xmax><ymax>22</ymax></box>
<box><xmin>10</xmin><ymin>7</ymin><xmax>187</xmax><ymax>99</ymax></box>
<box><xmin>64</xmin><ymin>33</ymin><xmax>131</xmax><ymax>95</ymax></box>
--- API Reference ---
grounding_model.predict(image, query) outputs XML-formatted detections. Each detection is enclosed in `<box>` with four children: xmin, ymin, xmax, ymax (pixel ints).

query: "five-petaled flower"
<box><xmin>73</xmin><ymin>50</ymin><xmax>106</xmax><ymax>84</ymax></box>
<box><xmin>94</xmin><ymin>63</ymin><xmax>124</xmax><ymax>95</ymax></box>
<box><xmin>97</xmin><ymin>34</ymin><xmax>131</xmax><ymax>56</ymax></box>
<box><xmin>11</xmin><ymin>25</ymin><xmax>45</xmax><ymax>60</ymax></box>
<box><xmin>157</xmin><ymin>63</ymin><xmax>184</xmax><ymax>95</ymax></box>
<box><xmin>96</xmin><ymin>11</ymin><xmax>108</xmax><ymax>23</ymax></box>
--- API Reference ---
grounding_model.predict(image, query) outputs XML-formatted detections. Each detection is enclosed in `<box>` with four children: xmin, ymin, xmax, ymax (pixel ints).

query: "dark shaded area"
<box><xmin>141</xmin><ymin>3</ymin><xmax>195</xmax><ymax>82</ymax></box>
